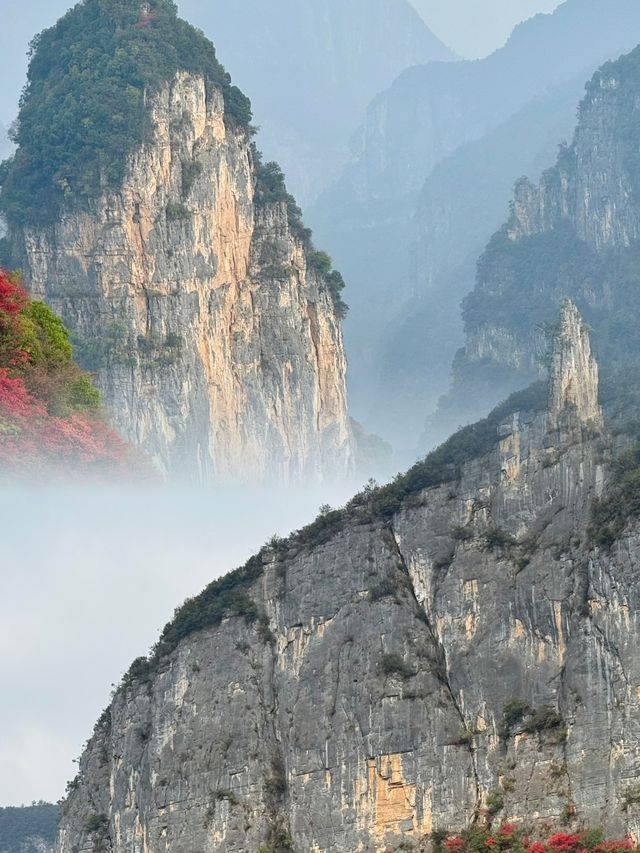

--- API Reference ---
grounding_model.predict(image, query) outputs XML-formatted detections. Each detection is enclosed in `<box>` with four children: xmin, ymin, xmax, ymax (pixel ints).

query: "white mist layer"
<box><xmin>0</xmin><ymin>479</ymin><xmax>356</xmax><ymax>805</ymax></box>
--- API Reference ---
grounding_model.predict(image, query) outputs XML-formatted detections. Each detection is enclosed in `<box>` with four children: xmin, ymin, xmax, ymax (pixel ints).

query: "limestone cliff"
<box><xmin>55</xmin><ymin>318</ymin><xmax>640</xmax><ymax>851</ymax></box>
<box><xmin>432</xmin><ymin>44</ymin><xmax>640</xmax><ymax>441</ymax></box>
<box><xmin>310</xmin><ymin>0</ymin><xmax>640</xmax><ymax>451</ymax></box>
<box><xmin>8</xmin><ymin>71</ymin><xmax>353</xmax><ymax>482</ymax></box>
<box><xmin>548</xmin><ymin>300</ymin><xmax>602</xmax><ymax>431</ymax></box>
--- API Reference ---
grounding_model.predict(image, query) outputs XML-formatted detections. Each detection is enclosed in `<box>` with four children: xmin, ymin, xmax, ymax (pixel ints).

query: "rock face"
<box><xmin>13</xmin><ymin>73</ymin><xmax>353</xmax><ymax>483</ymax></box>
<box><xmin>548</xmin><ymin>300</ymin><xmax>602</xmax><ymax>431</ymax></box>
<box><xmin>57</xmin><ymin>321</ymin><xmax>640</xmax><ymax>851</ymax></box>
<box><xmin>433</xmin><ymin>44</ymin><xmax>640</xmax><ymax>440</ymax></box>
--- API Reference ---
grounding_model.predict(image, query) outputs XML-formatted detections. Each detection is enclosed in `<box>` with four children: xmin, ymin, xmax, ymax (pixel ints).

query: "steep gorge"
<box><xmin>55</xmin><ymin>303</ymin><xmax>640</xmax><ymax>851</ymax></box>
<box><xmin>311</xmin><ymin>0</ymin><xmax>640</xmax><ymax>449</ymax></box>
<box><xmin>437</xmin><ymin>43</ymin><xmax>640</xmax><ymax>438</ymax></box>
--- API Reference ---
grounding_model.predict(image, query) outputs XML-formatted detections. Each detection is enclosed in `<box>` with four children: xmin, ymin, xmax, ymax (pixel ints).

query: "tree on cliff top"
<box><xmin>0</xmin><ymin>0</ymin><xmax>252</xmax><ymax>225</ymax></box>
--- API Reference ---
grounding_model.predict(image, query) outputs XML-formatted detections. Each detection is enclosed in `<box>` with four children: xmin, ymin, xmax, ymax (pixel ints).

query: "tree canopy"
<box><xmin>0</xmin><ymin>0</ymin><xmax>252</xmax><ymax>225</ymax></box>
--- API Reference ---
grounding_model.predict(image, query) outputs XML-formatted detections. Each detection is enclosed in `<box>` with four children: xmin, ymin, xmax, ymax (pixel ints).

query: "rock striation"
<box><xmin>11</xmin><ymin>71</ymin><xmax>353</xmax><ymax>483</ymax></box>
<box><xmin>548</xmin><ymin>300</ymin><xmax>602</xmax><ymax>431</ymax></box>
<box><xmin>56</xmin><ymin>319</ymin><xmax>640</xmax><ymax>851</ymax></box>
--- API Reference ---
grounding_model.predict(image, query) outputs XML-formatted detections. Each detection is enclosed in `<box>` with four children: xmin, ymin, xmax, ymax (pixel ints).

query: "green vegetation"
<box><xmin>465</xmin><ymin>223</ymin><xmax>599</xmax><ymax>340</ymax></box>
<box><xmin>165</xmin><ymin>202</ymin><xmax>191</xmax><ymax>222</ymax></box>
<box><xmin>585</xmin><ymin>45</ymin><xmax>640</xmax><ymax>197</ymax></box>
<box><xmin>589</xmin><ymin>444</ymin><xmax>640</xmax><ymax>547</ymax></box>
<box><xmin>452</xmin><ymin>727</ymin><xmax>475</xmax><ymax>746</ymax></box>
<box><xmin>462</xmin><ymin>174</ymin><xmax>640</xmax><ymax>417</ymax></box>
<box><xmin>265</xmin><ymin>757</ymin><xmax>288</xmax><ymax>799</ymax></box>
<box><xmin>137</xmin><ymin>332</ymin><xmax>183</xmax><ymax>366</ymax></box>
<box><xmin>0</xmin><ymin>0</ymin><xmax>252</xmax><ymax>225</ymax></box>
<box><xmin>525</xmin><ymin>705</ymin><xmax>564</xmax><ymax>733</ymax></box>
<box><xmin>483</xmin><ymin>526</ymin><xmax>516</xmax><ymax>551</ymax></box>
<box><xmin>252</xmin><ymin>148</ymin><xmax>348</xmax><ymax>318</ymax></box>
<box><xmin>485</xmin><ymin>788</ymin><xmax>504</xmax><ymax>816</ymax></box>
<box><xmin>380</xmin><ymin>653</ymin><xmax>415</xmax><ymax>680</ymax></box>
<box><xmin>307</xmin><ymin>251</ymin><xmax>332</xmax><ymax>276</ymax></box>
<box><xmin>258</xmin><ymin>824</ymin><xmax>295</xmax><ymax>853</ymax></box>
<box><xmin>181</xmin><ymin>159</ymin><xmax>203</xmax><ymax>198</ymax></box>
<box><xmin>432</xmin><ymin>826</ymin><xmax>636</xmax><ymax>853</ymax></box>
<box><xmin>252</xmin><ymin>152</ymin><xmax>310</xmax><ymax>245</ymax></box>
<box><xmin>623</xmin><ymin>785</ymin><xmax>640</xmax><ymax>811</ymax></box>
<box><xmin>71</xmin><ymin>321</ymin><xmax>128</xmax><ymax>372</ymax></box>
<box><xmin>359</xmin><ymin>381</ymin><xmax>547</xmax><ymax>522</ymax></box>
<box><xmin>0</xmin><ymin>803</ymin><xmax>59</xmax><ymax>852</ymax></box>
<box><xmin>152</xmin><ymin>554</ymin><xmax>263</xmax><ymax>661</ymax></box>
<box><xmin>215</xmin><ymin>789</ymin><xmax>238</xmax><ymax>807</ymax></box>
<box><xmin>83</xmin><ymin>813</ymin><xmax>108</xmax><ymax>834</ymax></box>
<box><xmin>500</xmin><ymin>699</ymin><xmax>566</xmax><ymax>741</ymax></box>
<box><xmin>368</xmin><ymin>575</ymin><xmax>398</xmax><ymax>602</ymax></box>
<box><xmin>500</xmin><ymin>698</ymin><xmax>531</xmax><ymax>736</ymax></box>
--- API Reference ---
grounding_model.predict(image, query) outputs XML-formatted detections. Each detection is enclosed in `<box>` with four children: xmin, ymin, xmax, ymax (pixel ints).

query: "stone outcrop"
<box><xmin>13</xmin><ymin>72</ymin><xmax>353</xmax><ymax>483</ymax></box>
<box><xmin>548</xmin><ymin>300</ymin><xmax>603</xmax><ymax>430</ymax></box>
<box><xmin>507</xmin><ymin>60</ymin><xmax>640</xmax><ymax>252</ymax></box>
<box><xmin>56</xmin><ymin>333</ymin><xmax>640</xmax><ymax>850</ymax></box>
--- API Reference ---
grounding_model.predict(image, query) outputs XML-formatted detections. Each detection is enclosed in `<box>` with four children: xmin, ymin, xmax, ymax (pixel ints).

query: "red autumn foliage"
<box><xmin>437</xmin><ymin>827</ymin><xmax>636</xmax><ymax>853</ymax></box>
<box><xmin>0</xmin><ymin>269</ymin><xmax>137</xmax><ymax>477</ymax></box>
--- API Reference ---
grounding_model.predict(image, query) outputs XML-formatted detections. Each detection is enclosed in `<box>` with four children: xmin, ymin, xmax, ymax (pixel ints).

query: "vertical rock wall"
<box><xmin>14</xmin><ymin>73</ymin><xmax>353</xmax><ymax>483</ymax></box>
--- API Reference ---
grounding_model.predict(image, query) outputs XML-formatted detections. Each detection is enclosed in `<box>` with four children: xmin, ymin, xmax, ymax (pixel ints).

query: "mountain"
<box><xmin>53</xmin><ymin>300</ymin><xmax>640</xmax><ymax>849</ymax></box>
<box><xmin>434</xmin><ymin>43</ymin><xmax>640</xmax><ymax>440</ymax></box>
<box><xmin>310</xmin><ymin>0</ymin><xmax>640</xmax><ymax>450</ymax></box>
<box><xmin>0</xmin><ymin>123</ymin><xmax>12</xmax><ymax>160</ymax></box>
<box><xmin>408</xmin><ymin>0</ymin><xmax>562</xmax><ymax>59</ymax></box>
<box><xmin>177</xmin><ymin>0</ymin><xmax>455</xmax><ymax>206</ymax></box>
<box><xmin>0</xmin><ymin>0</ymin><xmax>354</xmax><ymax>484</ymax></box>
<box><xmin>366</xmin><ymin>73</ymin><xmax>586</xmax><ymax>453</ymax></box>
<box><xmin>0</xmin><ymin>803</ymin><xmax>58</xmax><ymax>853</ymax></box>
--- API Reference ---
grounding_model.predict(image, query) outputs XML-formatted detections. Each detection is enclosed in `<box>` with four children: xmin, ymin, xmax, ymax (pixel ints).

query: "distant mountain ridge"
<box><xmin>431</xmin><ymin>43</ymin><xmax>640</xmax><ymax>441</ymax></box>
<box><xmin>310</xmin><ymin>0</ymin><xmax>640</xmax><ymax>454</ymax></box>
<box><xmin>178</xmin><ymin>0</ymin><xmax>454</xmax><ymax>205</ymax></box>
<box><xmin>0</xmin><ymin>803</ymin><xmax>58</xmax><ymax>853</ymax></box>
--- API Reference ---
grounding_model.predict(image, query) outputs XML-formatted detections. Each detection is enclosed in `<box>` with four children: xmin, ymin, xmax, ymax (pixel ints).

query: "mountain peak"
<box><xmin>548</xmin><ymin>299</ymin><xmax>602</xmax><ymax>430</ymax></box>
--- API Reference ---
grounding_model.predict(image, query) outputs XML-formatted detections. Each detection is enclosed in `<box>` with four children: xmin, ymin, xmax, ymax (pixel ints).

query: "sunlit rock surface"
<box><xmin>14</xmin><ymin>73</ymin><xmax>353</xmax><ymax>484</ymax></box>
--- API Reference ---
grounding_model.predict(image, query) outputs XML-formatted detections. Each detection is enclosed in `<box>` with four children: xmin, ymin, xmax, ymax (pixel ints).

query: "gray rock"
<box><xmin>56</xmin><ymin>306</ymin><xmax>640</xmax><ymax>851</ymax></box>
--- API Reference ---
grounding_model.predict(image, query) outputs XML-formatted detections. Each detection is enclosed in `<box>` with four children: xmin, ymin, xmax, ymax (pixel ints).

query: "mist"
<box><xmin>410</xmin><ymin>0</ymin><xmax>562</xmax><ymax>58</ymax></box>
<box><xmin>0</xmin><ymin>478</ymin><xmax>358</xmax><ymax>805</ymax></box>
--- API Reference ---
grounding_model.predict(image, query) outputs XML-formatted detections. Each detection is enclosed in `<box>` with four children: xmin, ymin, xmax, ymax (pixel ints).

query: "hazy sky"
<box><xmin>0</xmin><ymin>0</ymin><xmax>564</xmax><ymax>132</ymax></box>
<box><xmin>0</xmin><ymin>480</ymin><xmax>356</xmax><ymax>805</ymax></box>
<box><xmin>411</xmin><ymin>0</ymin><xmax>563</xmax><ymax>58</ymax></box>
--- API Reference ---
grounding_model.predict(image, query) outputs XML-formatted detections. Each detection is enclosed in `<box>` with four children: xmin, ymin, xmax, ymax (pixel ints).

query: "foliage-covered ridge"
<box><xmin>0</xmin><ymin>802</ymin><xmax>59</xmax><ymax>853</ymax></box>
<box><xmin>0</xmin><ymin>268</ymin><xmax>134</xmax><ymax>473</ymax></box>
<box><xmin>0</xmin><ymin>0</ymin><xmax>252</xmax><ymax>225</ymax></box>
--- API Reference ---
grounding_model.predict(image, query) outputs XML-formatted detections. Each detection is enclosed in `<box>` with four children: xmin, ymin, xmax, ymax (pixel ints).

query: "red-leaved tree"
<box><xmin>0</xmin><ymin>269</ymin><xmax>138</xmax><ymax>476</ymax></box>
